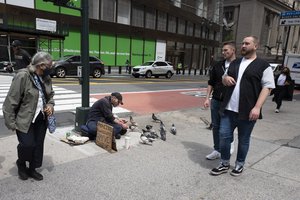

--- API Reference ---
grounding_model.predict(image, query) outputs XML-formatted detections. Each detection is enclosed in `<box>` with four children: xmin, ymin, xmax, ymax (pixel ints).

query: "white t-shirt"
<box><xmin>226</xmin><ymin>58</ymin><xmax>275</xmax><ymax>112</ymax></box>
<box><xmin>277</xmin><ymin>74</ymin><xmax>287</xmax><ymax>86</ymax></box>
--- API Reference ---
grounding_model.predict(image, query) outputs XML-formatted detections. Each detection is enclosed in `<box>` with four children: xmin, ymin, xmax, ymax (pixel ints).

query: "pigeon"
<box><xmin>152</xmin><ymin>113</ymin><xmax>161</xmax><ymax>122</ymax></box>
<box><xmin>145</xmin><ymin>125</ymin><xmax>153</xmax><ymax>130</ymax></box>
<box><xmin>129</xmin><ymin>115</ymin><xmax>138</xmax><ymax>126</ymax></box>
<box><xmin>140</xmin><ymin>134</ymin><xmax>153</xmax><ymax>145</ymax></box>
<box><xmin>170</xmin><ymin>124</ymin><xmax>177</xmax><ymax>135</ymax></box>
<box><xmin>160</xmin><ymin>121</ymin><xmax>166</xmax><ymax>141</ymax></box>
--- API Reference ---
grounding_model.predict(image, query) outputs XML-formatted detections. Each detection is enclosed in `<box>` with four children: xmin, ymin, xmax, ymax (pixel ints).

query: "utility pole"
<box><xmin>282</xmin><ymin>1</ymin><xmax>296</xmax><ymax>66</ymax></box>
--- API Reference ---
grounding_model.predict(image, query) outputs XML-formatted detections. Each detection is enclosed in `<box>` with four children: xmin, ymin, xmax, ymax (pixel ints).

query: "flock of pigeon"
<box><xmin>128</xmin><ymin>113</ymin><xmax>177</xmax><ymax>145</ymax></box>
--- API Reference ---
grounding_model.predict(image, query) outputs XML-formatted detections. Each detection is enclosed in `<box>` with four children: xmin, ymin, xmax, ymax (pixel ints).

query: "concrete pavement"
<box><xmin>0</xmin><ymin>73</ymin><xmax>300</xmax><ymax>199</ymax></box>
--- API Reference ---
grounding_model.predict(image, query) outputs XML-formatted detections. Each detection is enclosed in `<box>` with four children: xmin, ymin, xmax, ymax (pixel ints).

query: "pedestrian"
<box><xmin>8</xmin><ymin>40</ymin><xmax>31</xmax><ymax>72</ymax></box>
<box><xmin>210</xmin><ymin>36</ymin><xmax>275</xmax><ymax>176</ymax></box>
<box><xmin>2</xmin><ymin>52</ymin><xmax>55</xmax><ymax>181</ymax></box>
<box><xmin>177</xmin><ymin>62</ymin><xmax>182</xmax><ymax>74</ymax></box>
<box><xmin>81</xmin><ymin>92</ymin><xmax>128</xmax><ymax>140</ymax></box>
<box><xmin>125</xmin><ymin>59</ymin><xmax>130</xmax><ymax>73</ymax></box>
<box><xmin>204</xmin><ymin>42</ymin><xmax>236</xmax><ymax>160</ymax></box>
<box><xmin>274</xmin><ymin>66</ymin><xmax>292</xmax><ymax>113</ymax></box>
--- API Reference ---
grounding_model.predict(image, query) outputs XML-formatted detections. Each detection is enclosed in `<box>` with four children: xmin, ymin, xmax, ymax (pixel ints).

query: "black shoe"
<box><xmin>16</xmin><ymin>160</ymin><xmax>28</xmax><ymax>180</ymax></box>
<box><xmin>120</xmin><ymin>128</ymin><xmax>127</xmax><ymax>135</ymax></box>
<box><xmin>210</xmin><ymin>163</ymin><xmax>230</xmax><ymax>176</ymax></box>
<box><xmin>230</xmin><ymin>165</ymin><xmax>244</xmax><ymax>176</ymax></box>
<box><xmin>28</xmin><ymin>169</ymin><xmax>43</xmax><ymax>181</ymax></box>
<box><xmin>115</xmin><ymin>134</ymin><xmax>121</xmax><ymax>139</ymax></box>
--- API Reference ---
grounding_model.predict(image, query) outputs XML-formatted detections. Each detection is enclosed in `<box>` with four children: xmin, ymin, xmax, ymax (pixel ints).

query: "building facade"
<box><xmin>0</xmin><ymin>0</ymin><xmax>222</xmax><ymax>74</ymax></box>
<box><xmin>223</xmin><ymin>0</ymin><xmax>300</xmax><ymax>62</ymax></box>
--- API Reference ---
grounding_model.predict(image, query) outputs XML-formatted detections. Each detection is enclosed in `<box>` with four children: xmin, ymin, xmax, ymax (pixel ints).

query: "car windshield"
<box><xmin>142</xmin><ymin>61</ymin><xmax>154</xmax><ymax>66</ymax></box>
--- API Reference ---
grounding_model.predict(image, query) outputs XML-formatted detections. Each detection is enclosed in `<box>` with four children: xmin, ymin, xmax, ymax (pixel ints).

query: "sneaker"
<box><xmin>230</xmin><ymin>142</ymin><xmax>234</xmax><ymax>155</ymax></box>
<box><xmin>28</xmin><ymin>169</ymin><xmax>43</xmax><ymax>181</ymax></box>
<box><xmin>275</xmin><ymin>109</ymin><xmax>279</xmax><ymax>113</ymax></box>
<box><xmin>230</xmin><ymin>165</ymin><xmax>244</xmax><ymax>176</ymax></box>
<box><xmin>206</xmin><ymin>150</ymin><xmax>221</xmax><ymax>160</ymax></box>
<box><xmin>210</xmin><ymin>163</ymin><xmax>230</xmax><ymax>176</ymax></box>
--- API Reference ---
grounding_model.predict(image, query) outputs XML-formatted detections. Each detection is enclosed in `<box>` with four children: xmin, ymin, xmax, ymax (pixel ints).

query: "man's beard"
<box><xmin>241</xmin><ymin>48</ymin><xmax>254</xmax><ymax>56</ymax></box>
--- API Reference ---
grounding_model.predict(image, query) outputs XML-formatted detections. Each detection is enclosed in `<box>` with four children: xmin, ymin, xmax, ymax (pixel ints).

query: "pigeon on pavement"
<box><xmin>170</xmin><ymin>124</ymin><xmax>177</xmax><ymax>135</ymax></box>
<box><xmin>160</xmin><ymin>121</ymin><xmax>166</xmax><ymax>141</ymax></box>
<box><xmin>140</xmin><ymin>134</ymin><xmax>153</xmax><ymax>145</ymax></box>
<box><xmin>152</xmin><ymin>113</ymin><xmax>161</xmax><ymax>122</ymax></box>
<box><xmin>129</xmin><ymin>115</ymin><xmax>138</xmax><ymax>126</ymax></box>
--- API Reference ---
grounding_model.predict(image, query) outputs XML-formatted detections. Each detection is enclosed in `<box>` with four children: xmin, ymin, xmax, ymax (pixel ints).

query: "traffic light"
<box><xmin>43</xmin><ymin>0</ymin><xmax>74</xmax><ymax>7</ymax></box>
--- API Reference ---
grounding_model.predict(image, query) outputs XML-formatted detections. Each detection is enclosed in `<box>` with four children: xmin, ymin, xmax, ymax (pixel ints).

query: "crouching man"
<box><xmin>81</xmin><ymin>92</ymin><xmax>128</xmax><ymax>139</ymax></box>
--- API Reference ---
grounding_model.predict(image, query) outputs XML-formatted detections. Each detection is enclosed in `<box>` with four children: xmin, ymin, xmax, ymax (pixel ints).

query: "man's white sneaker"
<box><xmin>275</xmin><ymin>109</ymin><xmax>279</xmax><ymax>113</ymax></box>
<box><xmin>206</xmin><ymin>150</ymin><xmax>221</xmax><ymax>160</ymax></box>
<box><xmin>230</xmin><ymin>141</ymin><xmax>234</xmax><ymax>155</ymax></box>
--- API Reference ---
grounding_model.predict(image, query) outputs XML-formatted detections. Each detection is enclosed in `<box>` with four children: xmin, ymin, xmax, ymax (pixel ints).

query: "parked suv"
<box><xmin>132</xmin><ymin>61</ymin><xmax>175</xmax><ymax>78</ymax></box>
<box><xmin>51</xmin><ymin>55</ymin><xmax>105</xmax><ymax>78</ymax></box>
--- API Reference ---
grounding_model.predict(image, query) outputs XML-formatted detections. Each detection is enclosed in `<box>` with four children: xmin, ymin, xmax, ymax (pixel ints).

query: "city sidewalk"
<box><xmin>1</xmin><ymin>72</ymin><xmax>300</xmax><ymax>199</ymax></box>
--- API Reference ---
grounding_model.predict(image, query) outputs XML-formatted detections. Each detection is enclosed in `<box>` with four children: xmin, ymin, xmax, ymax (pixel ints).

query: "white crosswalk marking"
<box><xmin>0</xmin><ymin>84</ymin><xmax>97</xmax><ymax>116</ymax></box>
<box><xmin>0</xmin><ymin>83</ymin><xmax>130</xmax><ymax>117</ymax></box>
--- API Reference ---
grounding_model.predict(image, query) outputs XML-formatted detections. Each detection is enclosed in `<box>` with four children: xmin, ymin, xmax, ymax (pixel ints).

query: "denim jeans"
<box><xmin>210</xmin><ymin>98</ymin><xmax>221</xmax><ymax>152</ymax></box>
<box><xmin>87</xmin><ymin>120</ymin><xmax>122</xmax><ymax>137</ymax></box>
<box><xmin>219</xmin><ymin>110</ymin><xmax>256</xmax><ymax>166</ymax></box>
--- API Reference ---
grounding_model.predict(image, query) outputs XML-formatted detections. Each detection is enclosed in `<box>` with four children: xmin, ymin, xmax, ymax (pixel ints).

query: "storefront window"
<box><xmin>178</xmin><ymin>18</ymin><xmax>186</xmax><ymax>35</ymax></box>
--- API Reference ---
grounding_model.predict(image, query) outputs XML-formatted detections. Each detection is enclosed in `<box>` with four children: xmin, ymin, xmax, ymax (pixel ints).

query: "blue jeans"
<box><xmin>219</xmin><ymin>110</ymin><xmax>256</xmax><ymax>166</ymax></box>
<box><xmin>210</xmin><ymin>98</ymin><xmax>221</xmax><ymax>152</ymax></box>
<box><xmin>87</xmin><ymin>120</ymin><xmax>122</xmax><ymax>137</ymax></box>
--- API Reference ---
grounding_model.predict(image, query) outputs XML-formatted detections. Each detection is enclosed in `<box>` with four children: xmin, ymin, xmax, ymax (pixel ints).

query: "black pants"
<box><xmin>274</xmin><ymin>85</ymin><xmax>287</xmax><ymax>109</ymax></box>
<box><xmin>16</xmin><ymin>111</ymin><xmax>47</xmax><ymax>169</ymax></box>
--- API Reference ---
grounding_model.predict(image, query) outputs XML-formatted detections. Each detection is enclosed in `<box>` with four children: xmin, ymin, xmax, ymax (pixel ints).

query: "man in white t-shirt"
<box><xmin>210</xmin><ymin>36</ymin><xmax>275</xmax><ymax>177</ymax></box>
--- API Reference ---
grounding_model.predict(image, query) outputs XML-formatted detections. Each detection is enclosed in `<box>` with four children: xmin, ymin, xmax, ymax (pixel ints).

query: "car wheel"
<box><xmin>145</xmin><ymin>70</ymin><xmax>152</xmax><ymax>78</ymax></box>
<box><xmin>93</xmin><ymin>68</ymin><xmax>102</xmax><ymax>78</ymax></box>
<box><xmin>165</xmin><ymin>71</ymin><xmax>172</xmax><ymax>79</ymax></box>
<box><xmin>56</xmin><ymin>67</ymin><xmax>66</xmax><ymax>78</ymax></box>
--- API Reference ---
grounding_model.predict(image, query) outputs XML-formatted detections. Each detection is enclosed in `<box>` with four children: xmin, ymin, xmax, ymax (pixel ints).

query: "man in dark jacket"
<box><xmin>8</xmin><ymin>40</ymin><xmax>31</xmax><ymax>72</ymax></box>
<box><xmin>204</xmin><ymin>42</ymin><xmax>236</xmax><ymax>160</ymax></box>
<box><xmin>210</xmin><ymin>36</ymin><xmax>275</xmax><ymax>177</ymax></box>
<box><xmin>82</xmin><ymin>92</ymin><xmax>128</xmax><ymax>139</ymax></box>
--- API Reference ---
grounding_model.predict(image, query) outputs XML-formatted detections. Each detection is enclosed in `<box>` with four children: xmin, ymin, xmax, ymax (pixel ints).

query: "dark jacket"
<box><xmin>2</xmin><ymin>66</ymin><xmax>55</xmax><ymax>133</ymax></box>
<box><xmin>14</xmin><ymin>49</ymin><xmax>31</xmax><ymax>70</ymax></box>
<box><xmin>220</xmin><ymin>57</ymin><xmax>270</xmax><ymax>120</ymax></box>
<box><xmin>87</xmin><ymin>96</ymin><xmax>115</xmax><ymax>123</ymax></box>
<box><xmin>208</xmin><ymin>60</ymin><xmax>227</xmax><ymax>101</ymax></box>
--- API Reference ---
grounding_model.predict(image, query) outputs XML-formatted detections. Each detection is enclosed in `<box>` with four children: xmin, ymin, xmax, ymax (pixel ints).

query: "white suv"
<box><xmin>132</xmin><ymin>61</ymin><xmax>175</xmax><ymax>79</ymax></box>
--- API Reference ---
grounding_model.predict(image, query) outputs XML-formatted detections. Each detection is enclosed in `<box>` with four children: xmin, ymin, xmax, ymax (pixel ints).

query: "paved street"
<box><xmin>0</xmin><ymin>73</ymin><xmax>300</xmax><ymax>199</ymax></box>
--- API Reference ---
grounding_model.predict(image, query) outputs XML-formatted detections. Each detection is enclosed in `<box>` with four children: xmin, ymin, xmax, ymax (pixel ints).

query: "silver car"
<box><xmin>132</xmin><ymin>61</ymin><xmax>175</xmax><ymax>79</ymax></box>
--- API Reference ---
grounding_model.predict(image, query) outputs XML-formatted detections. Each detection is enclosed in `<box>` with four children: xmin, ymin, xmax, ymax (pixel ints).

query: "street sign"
<box><xmin>280</xmin><ymin>10</ymin><xmax>300</xmax><ymax>26</ymax></box>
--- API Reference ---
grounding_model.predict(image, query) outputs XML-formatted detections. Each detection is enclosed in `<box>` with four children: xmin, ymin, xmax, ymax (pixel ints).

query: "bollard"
<box><xmin>108</xmin><ymin>66</ymin><xmax>111</xmax><ymax>74</ymax></box>
<box><xmin>119</xmin><ymin>66</ymin><xmax>122</xmax><ymax>74</ymax></box>
<box><xmin>194</xmin><ymin>68</ymin><xmax>197</xmax><ymax>75</ymax></box>
<box><xmin>128</xmin><ymin>66</ymin><xmax>132</xmax><ymax>74</ymax></box>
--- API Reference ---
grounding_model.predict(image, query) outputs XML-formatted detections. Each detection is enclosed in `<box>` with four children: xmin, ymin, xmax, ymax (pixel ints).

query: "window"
<box><xmin>117</xmin><ymin>0</ymin><xmax>131</xmax><ymax>25</ymax></box>
<box><xmin>186</xmin><ymin>21</ymin><xmax>194</xmax><ymax>36</ymax></box>
<box><xmin>101</xmin><ymin>0</ymin><xmax>116</xmax><ymax>22</ymax></box>
<box><xmin>168</xmin><ymin>15</ymin><xmax>177</xmax><ymax>33</ymax></box>
<box><xmin>195</xmin><ymin>24</ymin><xmax>201</xmax><ymax>37</ymax></box>
<box><xmin>89</xmin><ymin>0</ymin><xmax>100</xmax><ymax>19</ymax></box>
<box><xmin>132</xmin><ymin>4</ymin><xmax>144</xmax><ymax>27</ymax></box>
<box><xmin>145</xmin><ymin>7</ymin><xmax>156</xmax><ymax>29</ymax></box>
<box><xmin>156</xmin><ymin>62</ymin><xmax>167</xmax><ymax>66</ymax></box>
<box><xmin>178</xmin><ymin>18</ymin><xmax>186</xmax><ymax>35</ymax></box>
<box><xmin>89</xmin><ymin>57</ymin><xmax>98</xmax><ymax>62</ymax></box>
<box><xmin>157</xmin><ymin>11</ymin><xmax>167</xmax><ymax>31</ymax></box>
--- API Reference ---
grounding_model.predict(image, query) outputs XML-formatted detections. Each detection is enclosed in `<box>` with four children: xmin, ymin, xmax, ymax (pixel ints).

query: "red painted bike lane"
<box><xmin>91</xmin><ymin>88</ymin><xmax>207</xmax><ymax>115</ymax></box>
